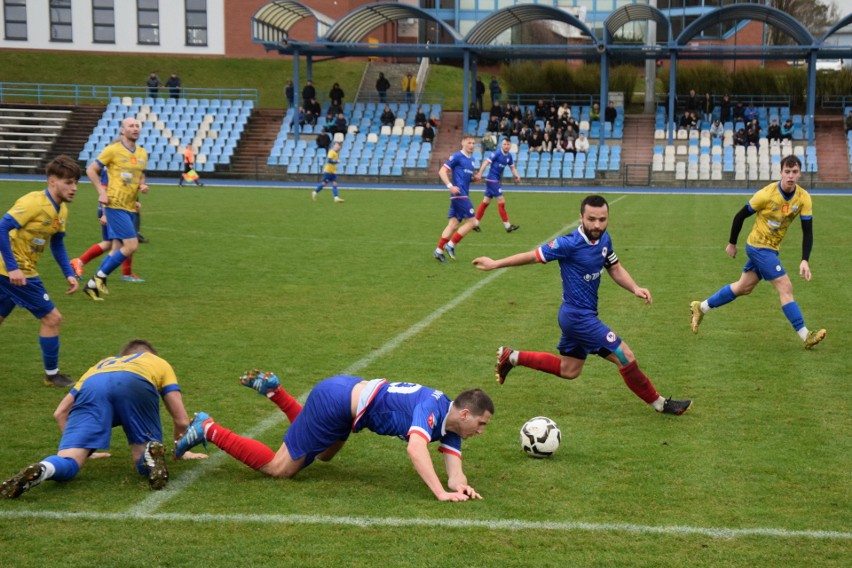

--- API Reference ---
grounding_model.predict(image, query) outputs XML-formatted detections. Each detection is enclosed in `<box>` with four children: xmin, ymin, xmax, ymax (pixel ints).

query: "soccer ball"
<box><xmin>520</xmin><ymin>416</ymin><xmax>561</xmax><ymax>458</ymax></box>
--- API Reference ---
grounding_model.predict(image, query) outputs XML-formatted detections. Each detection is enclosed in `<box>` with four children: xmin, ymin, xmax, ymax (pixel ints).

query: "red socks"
<box><xmin>206</xmin><ymin>422</ymin><xmax>275</xmax><ymax>470</ymax></box>
<box><xmin>437</xmin><ymin>237</ymin><xmax>449</xmax><ymax>250</ymax></box>
<box><xmin>268</xmin><ymin>388</ymin><xmax>302</xmax><ymax>423</ymax></box>
<box><xmin>450</xmin><ymin>232</ymin><xmax>464</xmax><ymax>245</ymax></box>
<box><xmin>121</xmin><ymin>256</ymin><xmax>133</xmax><ymax>276</ymax></box>
<box><xmin>618</xmin><ymin>360</ymin><xmax>660</xmax><ymax>404</ymax></box>
<box><xmin>498</xmin><ymin>202</ymin><xmax>509</xmax><ymax>222</ymax></box>
<box><xmin>517</xmin><ymin>351</ymin><xmax>562</xmax><ymax>376</ymax></box>
<box><xmin>475</xmin><ymin>202</ymin><xmax>488</xmax><ymax>221</ymax></box>
<box><xmin>79</xmin><ymin>243</ymin><xmax>107</xmax><ymax>264</ymax></box>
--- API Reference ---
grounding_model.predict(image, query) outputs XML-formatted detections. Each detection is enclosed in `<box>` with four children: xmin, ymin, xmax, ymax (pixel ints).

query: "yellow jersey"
<box><xmin>76</xmin><ymin>351</ymin><xmax>180</xmax><ymax>395</ymax></box>
<box><xmin>95</xmin><ymin>141</ymin><xmax>148</xmax><ymax>212</ymax></box>
<box><xmin>0</xmin><ymin>190</ymin><xmax>68</xmax><ymax>277</ymax></box>
<box><xmin>746</xmin><ymin>182</ymin><xmax>812</xmax><ymax>251</ymax></box>
<box><xmin>324</xmin><ymin>149</ymin><xmax>339</xmax><ymax>175</ymax></box>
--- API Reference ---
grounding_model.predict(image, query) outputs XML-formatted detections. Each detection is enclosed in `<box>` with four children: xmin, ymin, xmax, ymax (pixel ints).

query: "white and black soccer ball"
<box><xmin>520</xmin><ymin>416</ymin><xmax>561</xmax><ymax>458</ymax></box>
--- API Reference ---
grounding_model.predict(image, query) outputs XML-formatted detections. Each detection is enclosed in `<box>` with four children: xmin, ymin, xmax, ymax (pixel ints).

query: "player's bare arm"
<box><xmin>53</xmin><ymin>393</ymin><xmax>75</xmax><ymax>432</ymax></box>
<box><xmin>472</xmin><ymin>250</ymin><xmax>538</xmax><ymax>271</ymax></box>
<box><xmin>444</xmin><ymin>453</ymin><xmax>481</xmax><ymax>499</ymax></box>
<box><xmin>163</xmin><ymin>391</ymin><xmax>209</xmax><ymax>460</ymax></box>
<box><xmin>607</xmin><ymin>263</ymin><xmax>652</xmax><ymax>304</ymax></box>
<box><xmin>406</xmin><ymin>435</ymin><xmax>470</xmax><ymax>502</ymax></box>
<box><xmin>799</xmin><ymin>260</ymin><xmax>812</xmax><ymax>282</ymax></box>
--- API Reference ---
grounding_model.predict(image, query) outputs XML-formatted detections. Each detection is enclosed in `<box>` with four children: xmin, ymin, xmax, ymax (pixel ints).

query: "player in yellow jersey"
<box><xmin>0</xmin><ymin>155</ymin><xmax>81</xmax><ymax>387</ymax></box>
<box><xmin>311</xmin><ymin>141</ymin><xmax>344</xmax><ymax>203</ymax></box>
<box><xmin>690</xmin><ymin>155</ymin><xmax>826</xmax><ymax>349</ymax></box>
<box><xmin>0</xmin><ymin>339</ymin><xmax>207</xmax><ymax>499</ymax></box>
<box><xmin>82</xmin><ymin>117</ymin><xmax>149</xmax><ymax>300</ymax></box>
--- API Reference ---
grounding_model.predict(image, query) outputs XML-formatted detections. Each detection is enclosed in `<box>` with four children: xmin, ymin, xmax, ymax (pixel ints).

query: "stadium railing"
<box><xmin>0</xmin><ymin>82</ymin><xmax>258</xmax><ymax>106</ymax></box>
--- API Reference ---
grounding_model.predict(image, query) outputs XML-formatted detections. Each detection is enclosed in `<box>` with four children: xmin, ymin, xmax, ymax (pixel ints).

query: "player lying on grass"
<box><xmin>176</xmin><ymin>370</ymin><xmax>493</xmax><ymax>502</ymax></box>
<box><xmin>1</xmin><ymin>339</ymin><xmax>207</xmax><ymax>499</ymax></box>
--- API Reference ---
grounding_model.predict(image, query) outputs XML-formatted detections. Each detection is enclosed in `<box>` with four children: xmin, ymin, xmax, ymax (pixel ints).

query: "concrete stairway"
<box><xmin>814</xmin><ymin>115</ymin><xmax>851</xmax><ymax>184</ymax></box>
<box><xmin>356</xmin><ymin>62</ymin><xmax>419</xmax><ymax>104</ymax></box>
<box><xmin>618</xmin><ymin>114</ymin><xmax>656</xmax><ymax>186</ymax></box>
<box><xmin>426</xmin><ymin>111</ymin><xmax>464</xmax><ymax>178</ymax></box>
<box><xmin>48</xmin><ymin>104</ymin><xmax>106</xmax><ymax>167</ymax></box>
<box><xmin>227</xmin><ymin>108</ymin><xmax>285</xmax><ymax>176</ymax></box>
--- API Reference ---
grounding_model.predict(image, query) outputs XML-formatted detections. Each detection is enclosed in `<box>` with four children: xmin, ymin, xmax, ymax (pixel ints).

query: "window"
<box><xmin>93</xmin><ymin>0</ymin><xmax>115</xmax><ymax>44</ymax></box>
<box><xmin>185</xmin><ymin>0</ymin><xmax>207</xmax><ymax>46</ymax></box>
<box><xmin>50</xmin><ymin>0</ymin><xmax>72</xmax><ymax>42</ymax></box>
<box><xmin>4</xmin><ymin>0</ymin><xmax>27</xmax><ymax>41</ymax></box>
<box><xmin>137</xmin><ymin>0</ymin><xmax>159</xmax><ymax>45</ymax></box>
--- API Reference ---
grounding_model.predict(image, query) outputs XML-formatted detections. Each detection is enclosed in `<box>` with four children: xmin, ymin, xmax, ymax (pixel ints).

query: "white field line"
<box><xmin>0</xmin><ymin>510</ymin><xmax>849</xmax><ymax>540</ymax></box>
<box><xmin>124</xmin><ymin>213</ymin><xmax>587</xmax><ymax>516</ymax></box>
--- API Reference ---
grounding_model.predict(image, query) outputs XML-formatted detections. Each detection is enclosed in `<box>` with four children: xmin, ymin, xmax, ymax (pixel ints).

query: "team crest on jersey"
<box><xmin>606</xmin><ymin>331</ymin><xmax>617</xmax><ymax>343</ymax></box>
<box><xmin>601</xmin><ymin>246</ymin><xmax>608</xmax><ymax>258</ymax></box>
<box><xmin>427</xmin><ymin>413</ymin><xmax>435</xmax><ymax>429</ymax></box>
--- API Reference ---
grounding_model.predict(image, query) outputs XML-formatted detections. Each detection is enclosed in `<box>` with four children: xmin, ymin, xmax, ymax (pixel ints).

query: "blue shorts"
<box><xmin>743</xmin><ymin>245</ymin><xmax>786</xmax><ymax>282</ymax></box>
<box><xmin>0</xmin><ymin>275</ymin><xmax>55</xmax><ymax>319</ymax></box>
<box><xmin>556</xmin><ymin>305</ymin><xmax>621</xmax><ymax>359</ymax></box>
<box><xmin>321</xmin><ymin>173</ymin><xmax>337</xmax><ymax>184</ymax></box>
<box><xmin>104</xmin><ymin>208</ymin><xmax>137</xmax><ymax>241</ymax></box>
<box><xmin>60</xmin><ymin>372</ymin><xmax>162</xmax><ymax>450</ymax></box>
<box><xmin>283</xmin><ymin>375</ymin><xmax>361</xmax><ymax>468</ymax></box>
<box><xmin>483</xmin><ymin>179</ymin><xmax>504</xmax><ymax>199</ymax></box>
<box><xmin>447</xmin><ymin>197</ymin><xmax>475</xmax><ymax>220</ymax></box>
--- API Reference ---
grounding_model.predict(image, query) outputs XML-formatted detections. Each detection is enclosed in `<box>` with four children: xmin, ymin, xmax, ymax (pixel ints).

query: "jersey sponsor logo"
<box><xmin>547</xmin><ymin>239</ymin><xmax>559</xmax><ymax>250</ymax></box>
<box><xmin>583</xmin><ymin>270</ymin><xmax>603</xmax><ymax>282</ymax></box>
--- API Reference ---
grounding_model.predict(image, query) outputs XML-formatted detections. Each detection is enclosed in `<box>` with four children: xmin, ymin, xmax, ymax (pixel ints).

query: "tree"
<box><xmin>766</xmin><ymin>0</ymin><xmax>839</xmax><ymax>46</ymax></box>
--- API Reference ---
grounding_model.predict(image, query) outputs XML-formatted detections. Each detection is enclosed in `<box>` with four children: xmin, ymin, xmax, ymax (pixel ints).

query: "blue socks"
<box><xmin>39</xmin><ymin>335</ymin><xmax>59</xmax><ymax>372</ymax></box>
<box><xmin>707</xmin><ymin>284</ymin><xmax>736</xmax><ymax>308</ymax></box>
<box><xmin>43</xmin><ymin>455</ymin><xmax>80</xmax><ymax>482</ymax></box>
<box><xmin>782</xmin><ymin>301</ymin><xmax>805</xmax><ymax>331</ymax></box>
<box><xmin>97</xmin><ymin>249</ymin><xmax>127</xmax><ymax>277</ymax></box>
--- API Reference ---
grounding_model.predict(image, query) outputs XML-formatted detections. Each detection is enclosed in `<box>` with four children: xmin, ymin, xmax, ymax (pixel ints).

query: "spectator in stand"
<box><xmin>679</xmin><ymin>112</ymin><xmax>695</xmax><ymax>131</ymax></box>
<box><xmin>709</xmin><ymin>120</ymin><xmax>725</xmax><ymax>139</ymax></box>
<box><xmin>284</xmin><ymin>80</ymin><xmax>294</xmax><ymax>109</ymax></box>
<box><xmin>732</xmin><ymin>102</ymin><xmax>746</xmax><ymax>126</ymax></box>
<box><xmin>302</xmin><ymin>80</ymin><xmax>316</xmax><ymax>107</ymax></box>
<box><xmin>165</xmin><ymin>73</ymin><xmax>181</xmax><ymax>100</ymax></box>
<box><xmin>509</xmin><ymin>118</ymin><xmax>522</xmax><ymax>138</ymax></box>
<box><xmin>604</xmin><ymin>101</ymin><xmax>618</xmax><ymax>125</ymax></box>
<box><xmin>747</xmin><ymin>120</ymin><xmax>762</xmax><ymax>146</ymax></box>
<box><xmin>845</xmin><ymin>110</ymin><xmax>852</xmax><ymax>133</ymax></box>
<box><xmin>316</xmin><ymin>129</ymin><xmax>331</xmax><ymax>150</ymax></box>
<box><xmin>540</xmin><ymin>132</ymin><xmax>554</xmax><ymax>154</ymax></box>
<box><xmin>490</xmin><ymin>100</ymin><xmax>504</xmax><ymax>121</ymax></box>
<box><xmin>529</xmin><ymin>125</ymin><xmax>544</xmax><ymax>152</ymax></box>
<box><xmin>590</xmin><ymin>103</ymin><xmax>601</xmax><ymax>122</ymax></box>
<box><xmin>334</xmin><ymin>113</ymin><xmax>348</xmax><ymax>136</ymax></box>
<box><xmin>562</xmin><ymin>133</ymin><xmax>576</xmax><ymax>155</ymax></box>
<box><xmin>323</xmin><ymin>113</ymin><xmax>336</xmax><ymax>133</ymax></box>
<box><xmin>575</xmin><ymin>133</ymin><xmax>590</xmax><ymax>153</ymax></box>
<box><xmin>767</xmin><ymin>119</ymin><xmax>782</xmax><ymax>143</ymax></box>
<box><xmin>523</xmin><ymin>109</ymin><xmax>536</xmax><ymax>128</ymax></box>
<box><xmin>701</xmin><ymin>93</ymin><xmax>714</xmax><ymax>124</ymax></box>
<box><xmin>510</xmin><ymin>105</ymin><xmax>523</xmax><ymax>121</ymax></box>
<box><xmin>558</xmin><ymin>103</ymin><xmax>572</xmax><ymax>121</ymax></box>
<box><xmin>327</xmin><ymin>100</ymin><xmax>343</xmax><ymax>117</ymax></box>
<box><xmin>744</xmin><ymin>103</ymin><xmax>759</xmax><ymax>124</ymax></box>
<box><xmin>304</xmin><ymin>108</ymin><xmax>317</xmax><ymax>127</ymax></box>
<box><xmin>146</xmin><ymin>72</ymin><xmax>161</xmax><ymax>99</ymax></box>
<box><xmin>685</xmin><ymin>89</ymin><xmax>698</xmax><ymax>113</ymax></box>
<box><xmin>294</xmin><ymin>107</ymin><xmax>307</xmax><ymax>127</ymax></box>
<box><xmin>518</xmin><ymin>125</ymin><xmax>532</xmax><ymax>145</ymax></box>
<box><xmin>380</xmin><ymin>105</ymin><xmax>396</xmax><ymax>127</ymax></box>
<box><xmin>475</xmin><ymin>77</ymin><xmax>485</xmax><ymax>111</ymax></box>
<box><xmin>499</xmin><ymin>118</ymin><xmax>511</xmax><ymax>138</ymax></box>
<box><xmin>328</xmin><ymin>83</ymin><xmax>344</xmax><ymax>107</ymax></box>
<box><xmin>421</xmin><ymin>122</ymin><xmax>435</xmax><ymax>144</ymax></box>
<box><xmin>719</xmin><ymin>94</ymin><xmax>731</xmax><ymax>124</ymax></box>
<box><xmin>376</xmin><ymin>73</ymin><xmax>390</xmax><ymax>103</ymax></box>
<box><xmin>402</xmin><ymin>69</ymin><xmax>416</xmax><ymax>104</ymax></box>
<box><xmin>489</xmin><ymin>76</ymin><xmax>502</xmax><ymax>106</ymax></box>
<box><xmin>414</xmin><ymin>107</ymin><xmax>427</xmax><ymax>127</ymax></box>
<box><xmin>307</xmin><ymin>98</ymin><xmax>322</xmax><ymax>120</ymax></box>
<box><xmin>428</xmin><ymin>115</ymin><xmax>441</xmax><ymax>129</ymax></box>
<box><xmin>734</xmin><ymin>128</ymin><xmax>747</xmax><ymax>146</ymax></box>
<box><xmin>534</xmin><ymin>99</ymin><xmax>548</xmax><ymax>120</ymax></box>
<box><xmin>781</xmin><ymin>119</ymin><xmax>794</xmax><ymax>141</ymax></box>
<box><xmin>486</xmin><ymin>114</ymin><xmax>500</xmax><ymax>134</ymax></box>
<box><xmin>469</xmin><ymin>102</ymin><xmax>482</xmax><ymax>122</ymax></box>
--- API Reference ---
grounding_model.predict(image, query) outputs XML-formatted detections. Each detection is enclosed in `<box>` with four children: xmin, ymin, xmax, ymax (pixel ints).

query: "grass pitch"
<box><xmin>0</xmin><ymin>180</ymin><xmax>849</xmax><ymax>567</ymax></box>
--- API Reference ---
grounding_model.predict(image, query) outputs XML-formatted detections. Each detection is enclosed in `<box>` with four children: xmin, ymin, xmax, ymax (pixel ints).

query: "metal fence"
<box><xmin>0</xmin><ymin>82</ymin><xmax>259</xmax><ymax>106</ymax></box>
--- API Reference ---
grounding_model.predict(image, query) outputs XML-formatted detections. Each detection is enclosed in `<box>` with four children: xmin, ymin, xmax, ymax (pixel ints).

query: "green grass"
<box><xmin>0</xmin><ymin>181</ymin><xmax>849</xmax><ymax>567</ymax></box>
<box><xmin>0</xmin><ymin>50</ymin><xmax>473</xmax><ymax>110</ymax></box>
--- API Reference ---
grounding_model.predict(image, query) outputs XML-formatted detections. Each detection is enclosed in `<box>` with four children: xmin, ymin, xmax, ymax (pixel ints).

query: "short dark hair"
<box><xmin>119</xmin><ymin>339</ymin><xmax>158</xmax><ymax>356</ymax></box>
<box><xmin>780</xmin><ymin>155</ymin><xmax>802</xmax><ymax>171</ymax></box>
<box><xmin>45</xmin><ymin>155</ymin><xmax>81</xmax><ymax>181</ymax></box>
<box><xmin>581</xmin><ymin>194</ymin><xmax>609</xmax><ymax>215</ymax></box>
<box><xmin>455</xmin><ymin>389</ymin><xmax>494</xmax><ymax>417</ymax></box>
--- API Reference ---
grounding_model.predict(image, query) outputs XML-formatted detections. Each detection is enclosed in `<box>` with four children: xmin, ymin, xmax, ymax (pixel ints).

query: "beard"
<box><xmin>582</xmin><ymin>221</ymin><xmax>605</xmax><ymax>241</ymax></box>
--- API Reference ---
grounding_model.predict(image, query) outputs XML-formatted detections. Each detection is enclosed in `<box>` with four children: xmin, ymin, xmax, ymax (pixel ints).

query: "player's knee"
<box><xmin>42</xmin><ymin>310</ymin><xmax>63</xmax><ymax>329</ymax></box>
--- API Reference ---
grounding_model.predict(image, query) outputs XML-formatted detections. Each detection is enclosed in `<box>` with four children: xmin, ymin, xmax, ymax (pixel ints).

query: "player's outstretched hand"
<box><xmin>177</xmin><ymin>450</ymin><xmax>208</xmax><ymax>460</ymax></box>
<box><xmin>66</xmin><ymin>276</ymin><xmax>79</xmax><ymax>295</ymax></box>
<box><xmin>438</xmin><ymin>485</ymin><xmax>482</xmax><ymax>502</ymax></box>
<box><xmin>471</xmin><ymin>257</ymin><xmax>496</xmax><ymax>271</ymax></box>
<box><xmin>725</xmin><ymin>243</ymin><xmax>737</xmax><ymax>258</ymax></box>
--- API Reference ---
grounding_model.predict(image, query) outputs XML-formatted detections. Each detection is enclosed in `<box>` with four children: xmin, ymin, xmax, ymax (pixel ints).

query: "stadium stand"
<box><xmin>79</xmin><ymin>97</ymin><xmax>253</xmax><ymax>172</ymax></box>
<box><xmin>0</xmin><ymin>106</ymin><xmax>71</xmax><ymax>171</ymax></box>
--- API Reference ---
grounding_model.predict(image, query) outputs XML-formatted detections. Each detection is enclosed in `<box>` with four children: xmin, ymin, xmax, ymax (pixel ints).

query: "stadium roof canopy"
<box><xmin>251</xmin><ymin>0</ymin><xmax>335</xmax><ymax>45</ymax></box>
<box><xmin>323</xmin><ymin>2</ymin><xmax>462</xmax><ymax>44</ymax></box>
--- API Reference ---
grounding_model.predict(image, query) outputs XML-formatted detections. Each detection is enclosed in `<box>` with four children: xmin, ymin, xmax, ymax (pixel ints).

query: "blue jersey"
<box><xmin>536</xmin><ymin>227</ymin><xmax>619</xmax><ymax>314</ymax></box>
<box><xmin>442</xmin><ymin>151</ymin><xmax>478</xmax><ymax>197</ymax></box>
<box><xmin>484</xmin><ymin>150</ymin><xmax>514</xmax><ymax>181</ymax></box>
<box><xmin>355</xmin><ymin>381</ymin><xmax>462</xmax><ymax>458</ymax></box>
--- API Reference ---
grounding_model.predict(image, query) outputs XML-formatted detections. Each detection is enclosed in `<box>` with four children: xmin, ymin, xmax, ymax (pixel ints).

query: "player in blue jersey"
<box><xmin>0</xmin><ymin>339</ymin><xmax>207</xmax><ymax>499</ymax></box>
<box><xmin>474</xmin><ymin>137</ymin><xmax>521</xmax><ymax>233</ymax></box>
<box><xmin>0</xmin><ymin>155</ymin><xmax>81</xmax><ymax>387</ymax></box>
<box><xmin>176</xmin><ymin>370</ymin><xmax>494</xmax><ymax>501</ymax></box>
<box><xmin>472</xmin><ymin>195</ymin><xmax>692</xmax><ymax>415</ymax></box>
<box><xmin>312</xmin><ymin>141</ymin><xmax>344</xmax><ymax>203</ymax></box>
<box><xmin>690</xmin><ymin>155</ymin><xmax>825</xmax><ymax>348</ymax></box>
<box><xmin>433</xmin><ymin>134</ymin><xmax>481</xmax><ymax>262</ymax></box>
